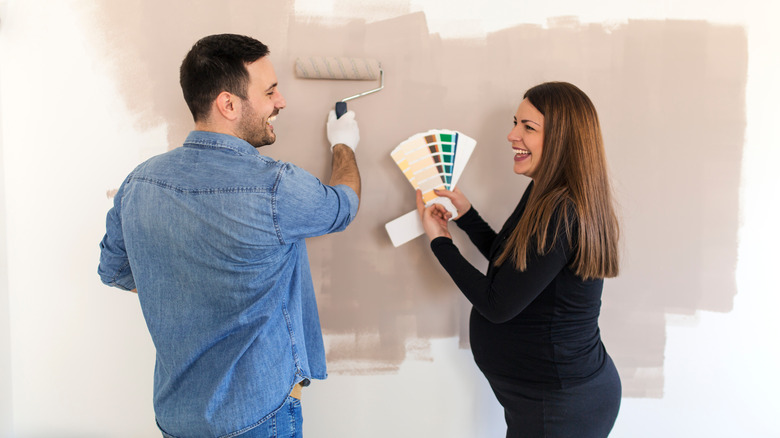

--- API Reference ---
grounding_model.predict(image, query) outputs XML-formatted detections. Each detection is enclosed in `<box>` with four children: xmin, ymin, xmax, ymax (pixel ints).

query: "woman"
<box><xmin>416</xmin><ymin>82</ymin><xmax>621</xmax><ymax>437</ymax></box>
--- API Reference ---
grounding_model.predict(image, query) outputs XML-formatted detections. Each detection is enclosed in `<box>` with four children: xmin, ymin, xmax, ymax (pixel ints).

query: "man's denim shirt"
<box><xmin>98</xmin><ymin>131</ymin><xmax>358</xmax><ymax>437</ymax></box>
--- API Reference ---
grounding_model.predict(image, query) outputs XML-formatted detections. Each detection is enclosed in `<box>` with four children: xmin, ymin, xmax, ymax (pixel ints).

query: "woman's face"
<box><xmin>508</xmin><ymin>99</ymin><xmax>544</xmax><ymax>178</ymax></box>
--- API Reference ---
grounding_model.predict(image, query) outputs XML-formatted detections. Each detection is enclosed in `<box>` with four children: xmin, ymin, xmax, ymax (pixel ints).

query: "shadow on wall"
<box><xmin>90</xmin><ymin>2</ymin><xmax>746</xmax><ymax>399</ymax></box>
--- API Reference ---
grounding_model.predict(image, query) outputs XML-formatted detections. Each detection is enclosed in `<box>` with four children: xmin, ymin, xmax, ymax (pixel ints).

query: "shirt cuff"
<box><xmin>430</xmin><ymin>236</ymin><xmax>454</xmax><ymax>250</ymax></box>
<box><xmin>454</xmin><ymin>206</ymin><xmax>478</xmax><ymax>225</ymax></box>
<box><xmin>332</xmin><ymin>184</ymin><xmax>360</xmax><ymax>219</ymax></box>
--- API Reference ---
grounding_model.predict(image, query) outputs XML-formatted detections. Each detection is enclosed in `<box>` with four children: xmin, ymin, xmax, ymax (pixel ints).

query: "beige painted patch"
<box><xmin>88</xmin><ymin>2</ymin><xmax>746</xmax><ymax>398</ymax></box>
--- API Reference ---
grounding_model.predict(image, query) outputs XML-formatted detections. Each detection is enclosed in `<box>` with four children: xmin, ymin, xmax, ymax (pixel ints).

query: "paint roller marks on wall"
<box><xmin>293</xmin><ymin>56</ymin><xmax>383</xmax><ymax>118</ymax></box>
<box><xmin>386</xmin><ymin>130</ymin><xmax>476</xmax><ymax>247</ymax></box>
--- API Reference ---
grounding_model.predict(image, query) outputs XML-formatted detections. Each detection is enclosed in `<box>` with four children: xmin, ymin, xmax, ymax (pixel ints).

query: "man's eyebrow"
<box><xmin>265</xmin><ymin>82</ymin><xmax>278</xmax><ymax>93</ymax></box>
<box><xmin>521</xmin><ymin>119</ymin><xmax>542</xmax><ymax>127</ymax></box>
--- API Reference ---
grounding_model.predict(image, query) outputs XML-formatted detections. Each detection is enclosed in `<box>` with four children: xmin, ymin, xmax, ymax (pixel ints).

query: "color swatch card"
<box><xmin>386</xmin><ymin>130</ymin><xmax>477</xmax><ymax>247</ymax></box>
<box><xmin>390</xmin><ymin>129</ymin><xmax>476</xmax><ymax>208</ymax></box>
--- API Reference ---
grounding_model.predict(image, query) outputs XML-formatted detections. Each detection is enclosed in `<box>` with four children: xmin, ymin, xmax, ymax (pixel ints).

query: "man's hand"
<box><xmin>326</xmin><ymin>109</ymin><xmax>359</xmax><ymax>151</ymax></box>
<box><xmin>327</xmin><ymin>109</ymin><xmax>361</xmax><ymax>205</ymax></box>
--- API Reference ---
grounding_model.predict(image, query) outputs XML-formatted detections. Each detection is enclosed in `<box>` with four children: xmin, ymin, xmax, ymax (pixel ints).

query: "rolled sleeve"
<box><xmin>332</xmin><ymin>183</ymin><xmax>359</xmax><ymax>218</ymax></box>
<box><xmin>98</xmin><ymin>183</ymin><xmax>136</xmax><ymax>291</ymax></box>
<box><xmin>274</xmin><ymin>163</ymin><xmax>358</xmax><ymax>243</ymax></box>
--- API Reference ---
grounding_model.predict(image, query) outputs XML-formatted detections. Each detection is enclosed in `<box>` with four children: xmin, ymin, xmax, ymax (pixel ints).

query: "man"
<box><xmin>98</xmin><ymin>34</ymin><xmax>361</xmax><ymax>437</ymax></box>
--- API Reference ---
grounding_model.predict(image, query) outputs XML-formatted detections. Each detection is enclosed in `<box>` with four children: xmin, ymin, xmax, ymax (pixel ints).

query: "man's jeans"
<box><xmin>161</xmin><ymin>397</ymin><xmax>303</xmax><ymax>438</ymax></box>
<box><xmin>236</xmin><ymin>397</ymin><xmax>303</xmax><ymax>438</ymax></box>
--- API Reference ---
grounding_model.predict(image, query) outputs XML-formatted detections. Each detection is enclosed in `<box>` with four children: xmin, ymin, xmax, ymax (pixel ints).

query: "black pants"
<box><xmin>485</xmin><ymin>355</ymin><xmax>622</xmax><ymax>438</ymax></box>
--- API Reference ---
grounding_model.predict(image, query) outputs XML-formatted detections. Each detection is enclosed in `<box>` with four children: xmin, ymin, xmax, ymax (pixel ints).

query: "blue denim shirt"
<box><xmin>98</xmin><ymin>131</ymin><xmax>358</xmax><ymax>437</ymax></box>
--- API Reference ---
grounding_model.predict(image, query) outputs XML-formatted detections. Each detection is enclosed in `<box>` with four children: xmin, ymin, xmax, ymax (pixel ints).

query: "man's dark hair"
<box><xmin>179</xmin><ymin>34</ymin><xmax>269</xmax><ymax>122</ymax></box>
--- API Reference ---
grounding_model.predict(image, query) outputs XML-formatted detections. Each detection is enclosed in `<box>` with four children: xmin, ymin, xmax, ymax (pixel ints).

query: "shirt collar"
<box><xmin>183</xmin><ymin>131</ymin><xmax>260</xmax><ymax>156</ymax></box>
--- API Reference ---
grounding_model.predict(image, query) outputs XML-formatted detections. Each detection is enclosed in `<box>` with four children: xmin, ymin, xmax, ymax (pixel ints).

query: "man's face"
<box><xmin>236</xmin><ymin>57</ymin><xmax>286</xmax><ymax>148</ymax></box>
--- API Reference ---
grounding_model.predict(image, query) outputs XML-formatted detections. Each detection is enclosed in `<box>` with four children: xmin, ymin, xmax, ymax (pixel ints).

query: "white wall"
<box><xmin>1</xmin><ymin>0</ymin><xmax>779</xmax><ymax>437</ymax></box>
<box><xmin>0</xmin><ymin>1</ymin><xmax>13</xmax><ymax>430</ymax></box>
<box><xmin>0</xmin><ymin>2</ymin><xmax>158</xmax><ymax>436</ymax></box>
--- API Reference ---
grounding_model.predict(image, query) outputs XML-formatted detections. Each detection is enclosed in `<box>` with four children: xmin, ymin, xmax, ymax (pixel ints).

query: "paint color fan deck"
<box><xmin>385</xmin><ymin>129</ymin><xmax>476</xmax><ymax>247</ymax></box>
<box><xmin>390</xmin><ymin>129</ymin><xmax>476</xmax><ymax>206</ymax></box>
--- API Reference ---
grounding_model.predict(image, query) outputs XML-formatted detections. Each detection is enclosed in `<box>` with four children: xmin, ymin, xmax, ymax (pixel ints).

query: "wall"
<box><xmin>0</xmin><ymin>1</ymin><xmax>13</xmax><ymax>432</ymax></box>
<box><xmin>0</xmin><ymin>0</ymin><xmax>778</xmax><ymax>437</ymax></box>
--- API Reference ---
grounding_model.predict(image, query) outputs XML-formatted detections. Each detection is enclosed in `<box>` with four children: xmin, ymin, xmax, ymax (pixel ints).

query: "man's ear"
<box><xmin>214</xmin><ymin>91</ymin><xmax>240</xmax><ymax>121</ymax></box>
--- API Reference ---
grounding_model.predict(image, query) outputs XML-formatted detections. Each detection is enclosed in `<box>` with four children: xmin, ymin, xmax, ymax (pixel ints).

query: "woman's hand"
<box><xmin>416</xmin><ymin>189</ymin><xmax>453</xmax><ymax>241</ymax></box>
<box><xmin>433</xmin><ymin>187</ymin><xmax>471</xmax><ymax>218</ymax></box>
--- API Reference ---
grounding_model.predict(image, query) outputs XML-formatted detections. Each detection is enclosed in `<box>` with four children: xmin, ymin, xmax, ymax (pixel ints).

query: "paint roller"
<box><xmin>294</xmin><ymin>56</ymin><xmax>383</xmax><ymax>118</ymax></box>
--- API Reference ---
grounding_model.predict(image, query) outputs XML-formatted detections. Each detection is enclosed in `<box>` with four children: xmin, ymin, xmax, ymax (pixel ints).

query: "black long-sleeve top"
<box><xmin>430</xmin><ymin>183</ymin><xmax>607</xmax><ymax>389</ymax></box>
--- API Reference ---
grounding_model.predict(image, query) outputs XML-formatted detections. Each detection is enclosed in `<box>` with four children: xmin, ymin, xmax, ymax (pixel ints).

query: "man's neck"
<box><xmin>194</xmin><ymin>121</ymin><xmax>237</xmax><ymax>137</ymax></box>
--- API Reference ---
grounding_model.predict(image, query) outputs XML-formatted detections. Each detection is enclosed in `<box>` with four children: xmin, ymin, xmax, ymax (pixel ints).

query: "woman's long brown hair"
<box><xmin>495</xmin><ymin>82</ymin><xmax>620</xmax><ymax>280</ymax></box>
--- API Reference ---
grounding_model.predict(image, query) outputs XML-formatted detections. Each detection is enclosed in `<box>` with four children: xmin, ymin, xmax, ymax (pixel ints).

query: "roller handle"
<box><xmin>335</xmin><ymin>101</ymin><xmax>347</xmax><ymax>119</ymax></box>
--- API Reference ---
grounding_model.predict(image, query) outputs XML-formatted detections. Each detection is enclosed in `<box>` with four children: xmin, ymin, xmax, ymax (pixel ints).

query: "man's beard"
<box><xmin>237</xmin><ymin>101</ymin><xmax>276</xmax><ymax>148</ymax></box>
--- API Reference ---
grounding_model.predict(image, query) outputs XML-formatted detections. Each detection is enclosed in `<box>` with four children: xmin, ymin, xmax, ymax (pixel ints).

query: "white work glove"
<box><xmin>327</xmin><ymin>109</ymin><xmax>359</xmax><ymax>151</ymax></box>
